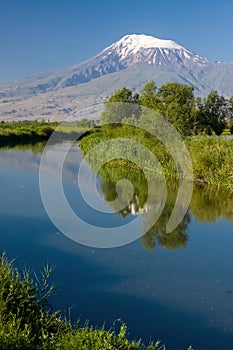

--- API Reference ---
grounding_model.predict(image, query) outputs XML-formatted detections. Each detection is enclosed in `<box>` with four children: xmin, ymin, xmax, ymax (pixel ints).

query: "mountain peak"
<box><xmin>105</xmin><ymin>34</ymin><xmax>187</xmax><ymax>58</ymax></box>
<box><xmin>1</xmin><ymin>33</ymin><xmax>233</xmax><ymax>122</ymax></box>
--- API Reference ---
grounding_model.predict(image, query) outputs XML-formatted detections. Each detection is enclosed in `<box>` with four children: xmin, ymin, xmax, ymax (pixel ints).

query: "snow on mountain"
<box><xmin>0</xmin><ymin>34</ymin><xmax>212</xmax><ymax>93</ymax></box>
<box><xmin>1</xmin><ymin>33</ymin><xmax>233</xmax><ymax>121</ymax></box>
<box><xmin>64</xmin><ymin>34</ymin><xmax>211</xmax><ymax>87</ymax></box>
<box><xmin>105</xmin><ymin>34</ymin><xmax>186</xmax><ymax>57</ymax></box>
<box><xmin>104</xmin><ymin>34</ymin><xmax>210</xmax><ymax>67</ymax></box>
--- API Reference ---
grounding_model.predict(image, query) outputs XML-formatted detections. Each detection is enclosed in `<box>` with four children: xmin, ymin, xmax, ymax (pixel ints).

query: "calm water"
<box><xmin>1</xmin><ymin>142</ymin><xmax>233</xmax><ymax>350</ymax></box>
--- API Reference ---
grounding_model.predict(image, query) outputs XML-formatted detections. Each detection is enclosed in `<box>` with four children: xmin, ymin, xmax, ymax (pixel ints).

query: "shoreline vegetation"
<box><xmin>0</xmin><ymin>120</ymin><xmax>94</xmax><ymax>147</ymax></box>
<box><xmin>78</xmin><ymin>81</ymin><xmax>233</xmax><ymax>190</ymax></box>
<box><xmin>0</xmin><ymin>252</ymin><xmax>196</xmax><ymax>350</ymax></box>
<box><xmin>2</xmin><ymin>82</ymin><xmax>233</xmax><ymax>348</ymax></box>
<box><xmin>1</xmin><ymin>81</ymin><xmax>233</xmax><ymax>189</ymax></box>
<box><xmin>79</xmin><ymin>124</ymin><xmax>233</xmax><ymax>190</ymax></box>
<box><xmin>1</xmin><ymin>120</ymin><xmax>233</xmax><ymax>189</ymax></box>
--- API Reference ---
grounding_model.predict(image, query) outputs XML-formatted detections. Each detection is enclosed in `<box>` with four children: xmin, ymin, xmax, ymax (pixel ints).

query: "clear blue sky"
<box><xmin>1</xmin><ymin>0</ymin><xmax>233</xmax><ymax>82</ymax></box>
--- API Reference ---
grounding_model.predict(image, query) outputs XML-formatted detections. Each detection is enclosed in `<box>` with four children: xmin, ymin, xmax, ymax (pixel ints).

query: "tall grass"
<box><xmin>79</xmin><ymin>125</ymin><xmax>233</xmax><ymax>190</ymax></box>
<box><xmin>0</xmin><ymin>253</ymin><xmax>66</xmax><ymax>349</ymax></box>
<box><xmin>0</xmin><ymin>253</ymin><xmax>166</xmax><ymax>349</ymax></box>
<box><xmin>186</xmin><ymin>136</ymin><xmax>233</xmax><ymax>189</ymax></box>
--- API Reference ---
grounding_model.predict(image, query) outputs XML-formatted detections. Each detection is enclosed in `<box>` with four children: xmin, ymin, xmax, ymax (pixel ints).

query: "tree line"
<box><xmin>101</xmin><ymin>81</ymin><xmax>233</xmax><ymax>136</ymax></box>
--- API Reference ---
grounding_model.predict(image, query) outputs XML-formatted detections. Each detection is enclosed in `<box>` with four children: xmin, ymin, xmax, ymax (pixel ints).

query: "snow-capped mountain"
<box><xmin>63</xmin><ymin>34</ymin><xmax>211</xmax><ymax>87</ymax></box>
<box><xmin>1</xmin><ymin>33</ymin><xmax>233</xmax><ymax>121</ymax></box>
<box><xmin>104</xmin><ymin>34</ymin><xmax>207</xmax><ymax>64</ymax></box>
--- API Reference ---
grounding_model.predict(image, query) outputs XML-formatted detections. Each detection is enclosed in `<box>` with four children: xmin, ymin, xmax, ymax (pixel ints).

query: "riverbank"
<box><xmin>0</xmin><ymin>252</ymin><xmax>164</xmax><ymax>350</ymax></box>
<box><xmin>0</xmin><ymin>120</ymin><xmax>92</xmax><ymax>147</ymax></box>
<box><xmin>79</xmin><ymin>124</ymin><xmax>233</xmax><ymax>190</ymax></box>
<box><xmin>1</xmin><ymin>121</ymin><xmax>233</xmax><ymax>189</ymax></box>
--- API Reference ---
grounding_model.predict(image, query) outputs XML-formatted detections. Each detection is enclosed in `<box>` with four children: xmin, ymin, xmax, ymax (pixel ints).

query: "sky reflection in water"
<box><xmin>1</xmin><ymin>143</ymin><xmax>233</xmax><ymax>350</ymax></box>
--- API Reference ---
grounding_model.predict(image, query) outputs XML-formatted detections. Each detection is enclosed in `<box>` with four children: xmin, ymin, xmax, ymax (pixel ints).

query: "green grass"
<box><xmin>0</xmin><ymin>120</ymin><xmax>94</xmax><ymax>146</ymax></box>
<box><xmin>79</xmin><ymin>125</ymin><xmax>233</xmax><ymax>190</ymax></box>
<box><xmin>2</xmin><ymin>121</ymin><xmax>233</xmax><ymax>190</ymax></box>
<box><xmin>0</xmin><ymin>253</ymin><xmax>169</xmax><ymax>350</ymax></box>
<box><xmin>185</xmin><ymin>136</ymin><xmax>233</xmax><ymax>189</ymax></box>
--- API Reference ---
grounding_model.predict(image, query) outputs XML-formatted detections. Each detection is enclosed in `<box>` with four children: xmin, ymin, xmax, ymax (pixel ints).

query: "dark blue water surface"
<box><xmin>1</xmin><ymin>143</ymin><xmax>233</xmax><ymax>350</ymax></box>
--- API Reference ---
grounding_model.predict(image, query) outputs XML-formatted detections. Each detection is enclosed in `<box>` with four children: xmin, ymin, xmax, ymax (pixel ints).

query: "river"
<box><xmin>1</xmin><ymin>142</ymin><xmax>233</xmax><ymax>349</ymax></box>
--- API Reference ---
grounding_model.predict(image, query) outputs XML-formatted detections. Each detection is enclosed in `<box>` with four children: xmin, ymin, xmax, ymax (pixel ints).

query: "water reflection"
<box><xmin>97</xmin><ymin>162</ymin><xmax>190</xmax><ymax>250</ymax></box>
<box><xmin>1</xmin><ymin>142</ymin><xmax>233</xmax><ymax>349</ymax></box>
<box><xmin>190</xmin><ymin>186</ymin><xmax>233</xmax><ymax>224</ymax></box>
<box><xmin>0</xmin><ymin>142</ymin><xmax>46</xmax><ymax>154</ymax></box>
<box><xmin>86</xmin><ymin>153</ymin><xmax>233</xmax><ymax>250</ymax></box>
<box><xmin>1</xmin><ymin>142</ymin><xmax>233</xmax><ymax>251</ymax></box>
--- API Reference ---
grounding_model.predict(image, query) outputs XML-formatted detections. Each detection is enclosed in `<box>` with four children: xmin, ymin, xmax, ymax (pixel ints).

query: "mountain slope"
<box><xmin>0</xmin><ymin>34</ymin><xmax>233</xmax><ymax>121</ymax></box>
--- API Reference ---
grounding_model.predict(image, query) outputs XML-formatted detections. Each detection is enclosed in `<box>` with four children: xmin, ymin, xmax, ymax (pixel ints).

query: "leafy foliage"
<box><xmin>101</xmin><ymin>81</ymin><xmax>233</xmax><ymax>136</ymax></box>
<box><xmin>157</xmin><ymin>83</ymin><xmax>196</xmax><ymax>136</ymax></box>
<box><xmin>102</xmin><ymin>87</ymin><xmax>141</xmax><ymax>123</ymax></box>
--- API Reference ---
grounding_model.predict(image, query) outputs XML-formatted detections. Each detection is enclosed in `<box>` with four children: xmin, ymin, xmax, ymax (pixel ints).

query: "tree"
<box><xmin>139</xmin><ymin>80</ymin><xmax>160</xmax><ymax>110</ymax></box>
<box><xmin>230</xmin><ymin>124</ymin><xmax>233</xmax><ymax>134</ymax></box>
<box><xmin>101</xmin><ymin>87</ymin><xmax>141</xmax><ymax>123</ymax></box>
<box><xmin>196</xmin><ymin>91</ymin><xmax>226</xmax><ymax>135</ymax></box>
<box><xmin>108</xmin><ymin>87</ymin><xmax>134</xmax><ymax>103</ymax></box>
<box><xmin>157</xmin><ymin>82</ymin><xmax>196</xmax><ymax>136</ymax></box>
